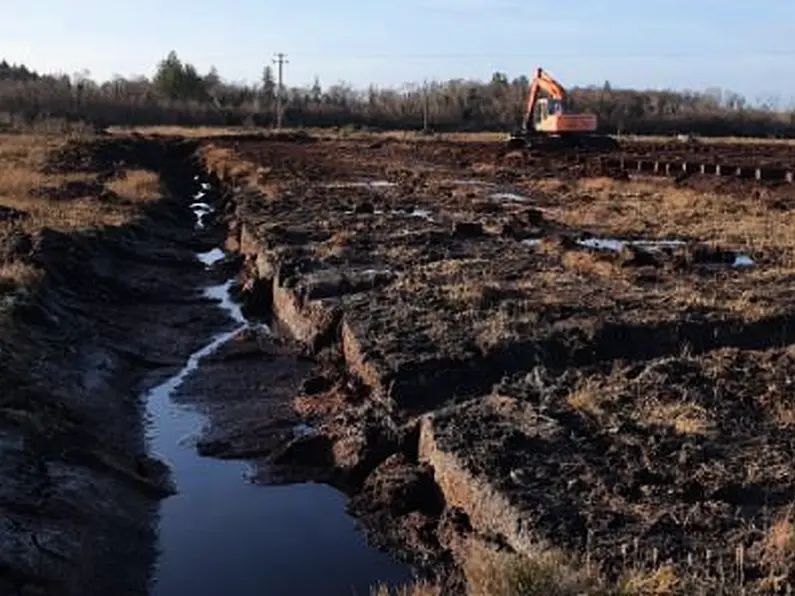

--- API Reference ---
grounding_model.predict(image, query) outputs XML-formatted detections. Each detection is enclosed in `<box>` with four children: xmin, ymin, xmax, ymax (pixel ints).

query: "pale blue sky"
<box><xmin>2</xmin><ymin>0</ymin><xmax>795</xmax><ymax>103</ymax></box>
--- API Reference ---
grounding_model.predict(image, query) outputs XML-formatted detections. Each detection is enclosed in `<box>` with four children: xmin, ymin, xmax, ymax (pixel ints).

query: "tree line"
<box><xmin>1</xmin><ymin>52</ymin><xmax>794</xmax><ymax>137</ymax></box>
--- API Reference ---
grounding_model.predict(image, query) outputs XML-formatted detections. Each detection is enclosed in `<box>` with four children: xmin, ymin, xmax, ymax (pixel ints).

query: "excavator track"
<box><xmin>502</xmin><ymin>132</ymin><xmax>620</xmax><ymax>158</ymax></box>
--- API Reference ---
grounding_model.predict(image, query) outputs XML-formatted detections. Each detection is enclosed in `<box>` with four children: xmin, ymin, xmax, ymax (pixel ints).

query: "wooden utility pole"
<box><xmin>273</xmin><ymin>52</ymin><xmax>289</xmax><ymax>130</ymax></box>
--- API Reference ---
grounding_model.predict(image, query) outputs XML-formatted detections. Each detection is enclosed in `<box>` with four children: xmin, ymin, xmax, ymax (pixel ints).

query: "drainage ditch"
<box><xmin>144</xmin><ymin>176</ymin><xmax>411</xmax><ymax>596</ymax></box>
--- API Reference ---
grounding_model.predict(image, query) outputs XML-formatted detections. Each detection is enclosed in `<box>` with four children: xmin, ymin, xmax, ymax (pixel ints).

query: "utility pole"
<box><xmin>273</xmin><ymin>52</ymin><xmax>289</xmax><ymax>130</ymax></box>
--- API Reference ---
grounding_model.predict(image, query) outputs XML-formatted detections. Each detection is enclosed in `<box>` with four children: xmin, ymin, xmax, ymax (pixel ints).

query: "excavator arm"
<box><xmin>520</xmin><ymin>67</ymin><xmax>568</xmax><ymax>131</ymax></box>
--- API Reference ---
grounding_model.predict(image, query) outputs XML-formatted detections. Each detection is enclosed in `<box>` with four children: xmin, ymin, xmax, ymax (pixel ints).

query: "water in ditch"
<box><xmin>144</xmin><ymin>181</ymin><xmax>411</xmax><ymax>596</ymax></box>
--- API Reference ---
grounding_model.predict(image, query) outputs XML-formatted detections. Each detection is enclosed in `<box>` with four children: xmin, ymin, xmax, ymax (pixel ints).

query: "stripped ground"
<box><xmin>0</xmin><ymin>134</ymin><xmax>234</xmax><ymax>596</ymax></box>
<box><xmin>196</xmin><ymin>135</ymin><xmax>795</xmax><ymax>594</ymax></box>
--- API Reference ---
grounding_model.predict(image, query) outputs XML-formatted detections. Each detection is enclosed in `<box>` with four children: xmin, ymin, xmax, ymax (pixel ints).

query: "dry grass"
<box><xmin>199</xmin><ymin>144</ymin><xmax>260</xmax><ymax>188</ymax></box>
<box><xmin>315</xmin><ymin>230</ymin><xmax>357</xmax><ymax>260</ymax></box>
<box><xmin>449</xmin><ymin>539</ymin><xmax>695</xmax><ymax>595</ymax></box>
<box><xmin>0</xmin><ymin>261</ymin><xmax>41</xmax><ymax>283</ymax></box>
<box><xmin>543</xmin><ymin>176</ymin><xmax>795</xmax><ymax>258</ymax></box>
<box><xmin>0</xmin><ymin>165</ymin><xmax>88</xmax><ymax>196</ymax></box>
<box><xmin>0</xmin><ymin>134</ymin><xmax>168</xmax><ymax>306</ymax></box>
<box><xmin>638</xmin><ymin>394</ymin><xmax>714</xmax><ymax>436</ymax></box>
<box><xmin>562</xmin><ymin>250</ymin><xmax>622</xmax><ymax>279</ymax></box>
<box><xmin>0</xmin><ymin>134</ymin><xmax>164</xmax><ymax>234</ymax></box>
<box><xmin>114</xmin><ymin>125</ymin><xmax>512</xmax><ymax>144</ymax></box>
<box><xmin>0</xmin><ymin>261</ymin><xmax>43</xmax><ymax>295</ymax></box>
<box><xmin>475</xmin><ymin>308</ymin><xmax>525</xmax><ymax>351</ymax></box>
<box><xmin>440</xmin><ymin>283</ymin><xmax>484</xmax><ymax>309</ymax></box>
<box><xmin>567</xmin><ymin>378</ymin><xmax>609</xmax><ymax>418</ymax></box>
<box><xmin>106</xmin><ymin>170</ymin><xmax>161</xmax><ymax>203</ymax></box>
<box><xmin>763</xmin><ymin>511</ymin><xmax>795</xmax><ymax>567</ymax></box>
<box><xmin>108</xmin><ymin>125</ymin><xmax>248</xmax><ymax>138</ymax></box>
<box><xmin>619</xmin><ymin>134</ymin><xmax>795</xmax><ymax>146</ymax></box>
<box><xmin>619</xmin><ymin>565</ymin><xmax>682</xmax><ymax>595</ymax></box>
<box><xmin>370</xmin><ymin>581</ymin><xmax>441</xmax><ymax>596</ymax></box>
<box><xmin>114</xmin><ymin>126</ymin><xmax>795</xmax><ymax>147</ymax></box>
<box><xmin>771</xmin><ymin>400</ymin><xmax>795</xmax><ymax>428</ymax></box>
<box><xmin>373</xmin><ymin>542</ymin><xmax>795</xmax><ymax>595</ymax></box>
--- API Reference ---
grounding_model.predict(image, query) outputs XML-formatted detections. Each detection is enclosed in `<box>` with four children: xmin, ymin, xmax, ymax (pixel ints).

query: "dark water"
<box><xmin>144</xmin><ymin>191</ymin><xmax>411</xmax><ymax>596</ymax></box>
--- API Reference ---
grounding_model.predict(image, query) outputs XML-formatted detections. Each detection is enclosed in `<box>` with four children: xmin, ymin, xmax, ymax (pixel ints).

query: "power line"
<box><xmin>284</xmin><ymin>49</ymin><xmax>795</xmax><ymax>60</ymax></box>
<box><xmin>273</xmin><ymin>52</ymin><xmax>289</xmax><ymax>130</ymax></box>
<box><xmin>152</xmin><ymin>48</ymin><xmax>795</xmax><ymax>65</ymax></box>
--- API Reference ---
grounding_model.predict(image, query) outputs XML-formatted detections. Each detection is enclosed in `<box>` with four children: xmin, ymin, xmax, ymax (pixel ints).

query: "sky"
<box><xmin>2</xmin><ymin>0</ymin><xmax>795</xmax><ymax>103</ymax></box>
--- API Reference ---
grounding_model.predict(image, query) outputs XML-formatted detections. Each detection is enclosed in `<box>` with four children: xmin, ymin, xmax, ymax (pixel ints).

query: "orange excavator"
<box><xmin>506</xmin><ymin>67</ymin><xmax>618</xmax><ymax>152</ymax></box>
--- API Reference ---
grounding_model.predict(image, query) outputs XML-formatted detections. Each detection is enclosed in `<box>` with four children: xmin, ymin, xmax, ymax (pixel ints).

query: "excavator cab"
<box><xmin>534</xmin><ymin>98</ymin><xmax>563</xmax><ymax>125</ymax></box>
<box><xmin>534</xmin><ymin>99</ymin><xmax>549</xmax><ymax>124</ymax></box>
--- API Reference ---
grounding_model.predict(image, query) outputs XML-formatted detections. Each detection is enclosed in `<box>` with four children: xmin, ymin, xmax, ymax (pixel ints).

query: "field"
<box><xmin>4</xmin><ymin>129</ymin><xmax>795</xmax><ymax>595</ymax></box>
<box><xmin>199</xmin><ymin>133</ymin><xmax>795</xmax><ymax>594</ymax></box>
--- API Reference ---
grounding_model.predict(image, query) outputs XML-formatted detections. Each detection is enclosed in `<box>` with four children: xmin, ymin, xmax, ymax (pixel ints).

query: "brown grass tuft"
<box><xmin>0</xmin><ymin>261</ymin><xmax>42</xmax><ymax>292</ymax></box>
<box><xmin>463</xmin><ymin>542</ymin><xmax>604</xmax><ymax>596</ymax></box>
<box><xmin>619</xmin><ymin>565</ymin><xmax>681</xmax><ymax>595</ymax></box>
<box><xmin>200</xmin><ymin>145</ymin><xmax>258</xmax><ymax>187</ymax></box>
<box><xmin>316</xmin><ymin>230</ymin><xmax>356</xmax><ymax>259</ymax></box>
<box><xmin>763</xmin><ymin>511</ymin><xmax>795</xmax><ymax>568</ymax></box>
<box><xmin>106</xmin><ymin>170</ymin><xmax>161</xmax><ymax>202</ymax></box>
<box><xmin>562</xmin><ymin>250</ymin><xmax>621</xmax><ymax>279</ymax></box>
<box><xmin>544</xmin><ymin>175</ymin><xmax>795</xmax><ymax>267</ymax></box>
<box><xmin>641</xmin><ymin>401</ymin><xmax>713</xmax><ymax>436</ymax></box>
<box><xmin>370</xmin><ymin>582</ymin><xmax>441</xmax><ymax>596</ymax></box>
<box><xmin>566</xmin><ymin>378</ymin><xmax>609</xmax><ymax>418</ymax></box>
<box><xmin>0</xmin><ymin>134</ymin><xmax>163</xmax><ymax>233</ymax></box>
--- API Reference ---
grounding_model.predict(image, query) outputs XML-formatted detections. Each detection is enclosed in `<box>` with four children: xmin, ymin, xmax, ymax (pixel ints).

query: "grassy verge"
<box><xmin>374</xmin><ymin>530</ymin><xmax>795</xmax><ymax>595</ymax></box>
<box><xmin>0</xmin><ymin>133</ymin><xmax>162</xmax><ymax>295</ymax></box>
<box><xmin>111</xmin><ymin>125</ymin><xmax>795</xmax><ymax>146</ymax></box>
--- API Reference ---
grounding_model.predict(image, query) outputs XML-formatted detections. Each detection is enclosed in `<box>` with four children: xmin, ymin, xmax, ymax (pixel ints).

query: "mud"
<box><xmin>197</xmin><ymin>135</ymin><xmax>795</xmax><ymax>593</ymax></box>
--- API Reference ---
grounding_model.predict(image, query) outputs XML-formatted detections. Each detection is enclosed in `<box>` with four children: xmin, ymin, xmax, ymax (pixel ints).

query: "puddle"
<box><xmin>733</xmin><ymin>254</ymin><xmax>755</xmax><ymax>268</ymax></box>
<box><xmin>292</xmin><ymin>423</ymin><xmax>318</xmax><ymax>439</ymax></box>
<box><xmin>347</xmin><ymin>207</ymin><xmax>434</xmax><ymax>223</ymax></box>
<box><xmin>326</xmin><ymin>180</ymin><xmax>397</xmax><ymax>189</ymax></box>
<box><xmin>386</xmin><ymin>208</ymin><xmax>434</xmax><ymax>222</ymax></box>
<box><xmin>578</xmin><ymin>238</ymin><xmax>686</xmax><ymax>252</ymax></box>
<box><xmin>491</xmin><ymin>192</ymin><xmax>529</xmax><ymax>202</ymax></box>
<box><xmin>145</xmin><ymin>181</ymin><xmax>411</xmax><ymax>596</ymax></box>
<box><xmin>362</xmin><ymin>267</ymin><xmax>394</xmax><ymax>276</ymax></box>
<box><xmin>578</xmin><ymin>238</ymin><xmax>756</xmax><ymax>267</ymax></box>
<box><xmin>197</xmin><ymin>248</ymin><xmax>225</xmax><ymax>267</ymax></box>
<box><xmin>190</xmin><ymin>202</ymin><xmax>213</xmax><ymax>229</ymax></box>
<box><xmin>524</xmin><ymin>235</ymin><xmax>757</xmax><ymax>269</ymax></box>
<box><xmin>409</xmin><ymin>208</ymin><xmax>433</xmax><ymax>221</ymax></box>
<box><xmin>345</xmin><ymin>208</ymin><xmax>385</xmax><ymax>215</ymax></box>
<box><xmin>450</xmin><ymin>179</ymin><xmax>497</xmax><ymax>187</ymax></box>
<box><xmin>349</xmin><ymin>206</ymin><xmax>435</xmax><ymax>223</ymax></box>
<box><xmin>203</xmin><ymin>281</ymin><xmax>245</xmax><ymax>322</ymax></box>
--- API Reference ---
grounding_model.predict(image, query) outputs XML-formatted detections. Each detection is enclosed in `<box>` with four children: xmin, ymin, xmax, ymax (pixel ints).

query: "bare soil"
<box><xmin>198</xmin><ymin>135</ymin><xmax>795</xmax><ymax>594</ymax></box>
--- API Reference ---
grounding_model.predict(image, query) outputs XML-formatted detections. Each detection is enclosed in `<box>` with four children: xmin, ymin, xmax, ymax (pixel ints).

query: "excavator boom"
<box><xmin>521</xmin><ymin>68</ymin><xmax>568</xmax><ymax>131</ymax></box>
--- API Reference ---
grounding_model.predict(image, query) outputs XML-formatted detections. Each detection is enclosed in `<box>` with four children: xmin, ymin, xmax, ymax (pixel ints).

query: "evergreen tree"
<box><xmin>262</xmin><ymin>66</ymin><xmax>276</xmax><ymax>104</ymax></box>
